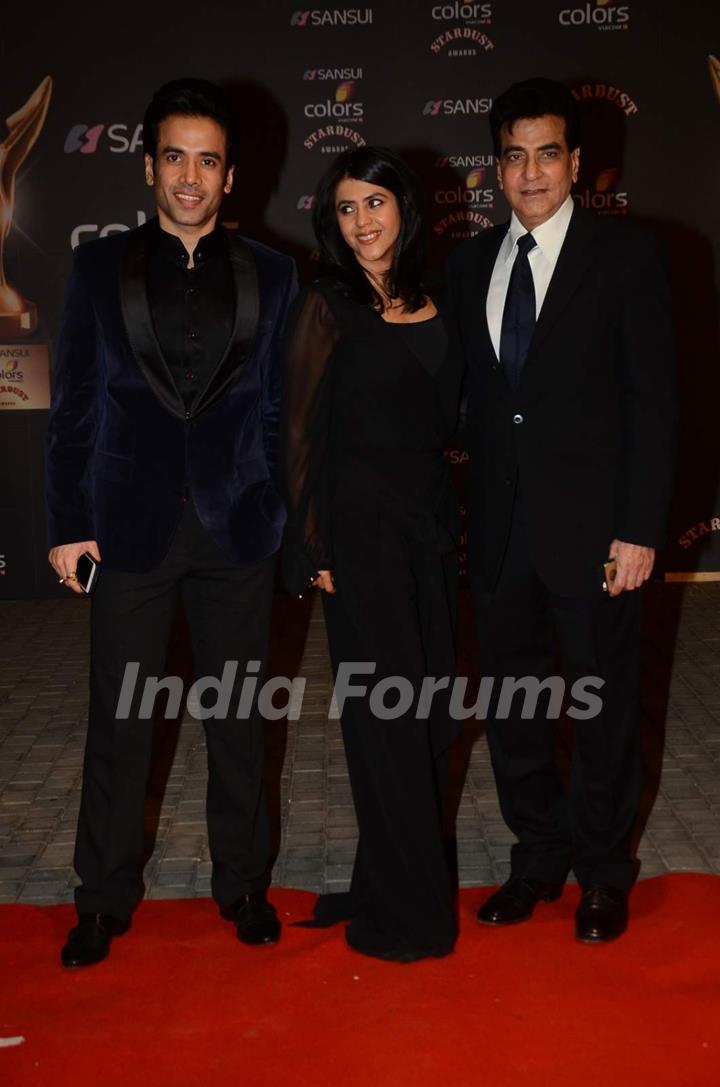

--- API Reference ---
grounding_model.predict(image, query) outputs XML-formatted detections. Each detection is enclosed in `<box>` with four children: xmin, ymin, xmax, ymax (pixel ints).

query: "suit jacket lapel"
<box><xmin>119</xmin><ymin>222</ymin><xmax>186</xmax><ymax>420</ymax></box>
<box><xmin>193</xmin><ymin>234</ymin><xmax>259</xmax><ymax>417</ymax></box>
<box><xmin>525</xmin><ymin>204</ymin><xmax>599</xmax><ymax>363</ymax></box>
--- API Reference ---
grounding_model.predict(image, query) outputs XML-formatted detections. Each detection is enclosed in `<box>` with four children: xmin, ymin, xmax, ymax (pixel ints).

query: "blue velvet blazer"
<box><xmin>46</xmin><ymin>220</ymin><xmax>298</xmax><ymax>571</ymax></box>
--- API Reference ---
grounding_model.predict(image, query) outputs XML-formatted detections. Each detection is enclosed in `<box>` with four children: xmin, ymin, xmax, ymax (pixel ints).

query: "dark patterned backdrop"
<box><xmin>1</xmin><ymin>0</ymin><xmax>719</xmax><ymax>596</ymax></box>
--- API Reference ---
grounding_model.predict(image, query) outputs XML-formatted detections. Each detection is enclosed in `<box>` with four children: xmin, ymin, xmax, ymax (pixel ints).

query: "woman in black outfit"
<box><xmin>283</xmin><ymin>147</ymin><xmax>463</xmax><ymax>962</ymax></box>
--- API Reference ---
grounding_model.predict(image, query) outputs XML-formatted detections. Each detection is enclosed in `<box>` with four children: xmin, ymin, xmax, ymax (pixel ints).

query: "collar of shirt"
<box><xmin>503</xmin><ymin>194</ymin><xmax>575</xmax><ymax>268</ymax></box>
<box><xmin>149</xmin><ymin>216</ymin><xmax>228</xmax><ymax>267</ymax></box>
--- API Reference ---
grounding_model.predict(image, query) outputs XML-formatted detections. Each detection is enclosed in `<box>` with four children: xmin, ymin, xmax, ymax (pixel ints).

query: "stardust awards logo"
<box><xmin>430</xmin><ymin>2</ymin><xmax>494</xmax><ymax>56</ymax></box>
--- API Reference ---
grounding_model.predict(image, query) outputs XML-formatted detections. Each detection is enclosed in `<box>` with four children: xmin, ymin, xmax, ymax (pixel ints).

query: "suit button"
<box><xmin>504</xmin><ymin>477</ymin><xmax>513</xmax><ymax>486</ymax></box>
<box><xmin>513</xmin><ymin>413</ymin><xmax>524</xmax><ymax>425</ymax></box>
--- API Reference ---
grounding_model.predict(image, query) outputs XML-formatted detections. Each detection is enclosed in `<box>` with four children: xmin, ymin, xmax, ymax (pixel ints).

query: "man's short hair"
<box><xmin>489</xmin><ymin>77</ymin><xmax>580</xmax><ymax>157</ymax></box>
<box><xmin>142</xmin><ymin>78</ymin><xmax>238</xmax><ymax>166</ymax></box>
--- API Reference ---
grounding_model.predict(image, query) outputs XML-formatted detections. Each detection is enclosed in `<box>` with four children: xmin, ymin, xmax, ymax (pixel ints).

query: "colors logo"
<box><xmin>573</xmin><ymin>168</ymin><xmax>628</xmax><ymax>214</ymax></box>
<box><xmin>0</xmin><ymin>347</ymin><xmax>27</xmax><ymax>382</ymax></box>
<box><xmin>297</xmin><ymin>195</ymin><xmax>316</xmax><ymax>210</ymax></box>
<box><xmin>434</xmin><ymin>168</ymin><xmax>493</xmax><ymax>208</ymax></box>
<box><xmin>559</xmin><ymin>0</ymin><xmax>630</xmax><ymax>29</ymax></box>
<box><xmin>431</xmin><ymin>2</ymin><xmax>492</xmax><ymax>23</ymax></box>
<box><xmin>64</xmin><ymin>123</ymin><xmax>143</xmax><ymax>154</ymax></box>
<box><xmin>290</xmin><ymin>8</ymin><xmax>373</xmax><ymax>26</ymax></box>
<box><xmin>304</xmin><ymin>82</ymin><xmax>364</xmax><ymax>120</ymax></box>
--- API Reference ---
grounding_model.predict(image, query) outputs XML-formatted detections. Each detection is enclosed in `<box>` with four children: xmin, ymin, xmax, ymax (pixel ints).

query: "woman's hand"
<box><xmin>312</xmin><ymin>569</ymin><xmax>336</xmax><ymax>594</ymax></box>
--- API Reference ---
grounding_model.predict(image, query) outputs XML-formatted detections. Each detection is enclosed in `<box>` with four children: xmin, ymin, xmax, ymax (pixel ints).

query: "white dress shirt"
<box><xmin>486</xmin><ymin>195</ymin><xmax>575</xmax><ymax>360</ymax></box>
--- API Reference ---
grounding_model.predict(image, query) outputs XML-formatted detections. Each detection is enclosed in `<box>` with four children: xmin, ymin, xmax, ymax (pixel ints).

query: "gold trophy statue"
<box><xmin>0</xmin><ymin>75</ymin><xmax>53</xmax><ymax>337</ymax></box>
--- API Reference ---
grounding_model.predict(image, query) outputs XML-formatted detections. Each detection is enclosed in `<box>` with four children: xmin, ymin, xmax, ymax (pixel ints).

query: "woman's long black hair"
<box><xmin>312</xmin><ymin>145</ymin><xmax>426</xmax><ymax>312</ymax></box>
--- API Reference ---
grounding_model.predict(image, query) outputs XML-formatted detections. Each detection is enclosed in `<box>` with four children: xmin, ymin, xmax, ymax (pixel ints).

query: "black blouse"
<box><xmin>282</xmin><ymin>282</ymin><xmax>463</xmax><ymax>596</ymax></box>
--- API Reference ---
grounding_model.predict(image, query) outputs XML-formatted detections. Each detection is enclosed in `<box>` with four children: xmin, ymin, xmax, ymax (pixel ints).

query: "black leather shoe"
<box><xmin>575</xmin><ymin>885</ymin><xmax>628</xmax><ymax>943</ymax></box>
<box><xmin>60</xmin><ymin>913</ymin><xmax>130</xmax><ymax>968</ymax></box>
<box><xmin>477</xmin><ymin>878</ymin><xmax>564</xmax><ymax>926</ymax></box>
<box><xmin>222</xmin><ymin>892</ymin><xmax>281</xmax><ymax>945</ymax></box>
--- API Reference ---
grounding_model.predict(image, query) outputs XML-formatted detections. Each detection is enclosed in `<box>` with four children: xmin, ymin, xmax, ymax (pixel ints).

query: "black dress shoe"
<box><xmin>60</xmin><ymin>913</ymin><xmax>130</xmax><ymax>968</ymax></box>
<box><xmin>222</xmin><ymin>892</ymin><xmax>281</xmax><ymax>945</ymax></box>
<box><xmin>575</xmin><ymin>885</ymin><xmax>628</xmax><ymax>943</ymax></box>
<box><xmin>477</xmin><ymin>878</ymin><xmax>564</xmax><ymax>926</ymax></box>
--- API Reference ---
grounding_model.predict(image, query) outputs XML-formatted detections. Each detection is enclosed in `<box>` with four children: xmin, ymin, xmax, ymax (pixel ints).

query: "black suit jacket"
<box><xmin>46</xmin><ymin>220</ymin><xmax>298</xmax><ymax>571</ymax></box>
<box><xmin>446</xmin><ymin>204</ymin><xmax>676</xmax><ymax>596</ymax></box>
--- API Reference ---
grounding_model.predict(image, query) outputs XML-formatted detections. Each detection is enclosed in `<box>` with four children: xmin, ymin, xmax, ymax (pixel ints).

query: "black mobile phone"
<box><xmin>76</xmin><ymin>552</ymin><xmax>100</xmax><ymax>594</ymax></box>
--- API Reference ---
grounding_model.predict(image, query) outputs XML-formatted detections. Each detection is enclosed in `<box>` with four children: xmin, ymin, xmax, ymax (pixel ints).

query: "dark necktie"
<box><xmin>499</xmin><ymin>232</ymin><xmax>537</xmax><ymax>389</ymax></box>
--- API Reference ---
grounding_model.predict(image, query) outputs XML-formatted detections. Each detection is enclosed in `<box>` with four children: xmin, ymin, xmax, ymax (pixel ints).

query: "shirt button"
<box><xmin>185</xmin><ymin>371</ymin><xmax>195</xmax><ymax>380</ymax></box>
<box><xmin>513</xmin><ymin>413</ymin><xmax>524</xmax><ymax>425</ymax></box>
<box><xmin>188</xmin><ymin>331</ymin><xmax>197</xmax><ymax>339</ymax></box>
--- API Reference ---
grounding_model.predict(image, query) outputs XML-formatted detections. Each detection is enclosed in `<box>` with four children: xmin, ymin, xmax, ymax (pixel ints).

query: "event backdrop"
<box><xmin>1</xmin><ymin>0</ymin><xmax>719</xmax><ymax>597</ymax></box>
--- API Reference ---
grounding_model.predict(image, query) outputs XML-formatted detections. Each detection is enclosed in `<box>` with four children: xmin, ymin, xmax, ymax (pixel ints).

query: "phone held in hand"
<box><xmin>76</xmin><ymin>552</ymin><xmax>100</xmax><ymax>594</ymax></box>
<box><xmin>602</xmin><ymin>558</ymin><xmax>617</xmax><ymax>593</ymax></box>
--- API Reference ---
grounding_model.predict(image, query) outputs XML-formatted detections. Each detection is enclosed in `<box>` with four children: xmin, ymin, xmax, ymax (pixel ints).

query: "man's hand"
<box><xmin>312</xmin><ymin>569</ymin><xmax>336</xmax><ymax>594</ymax></box>
<box><xmin>48</xmin><ymin>541</ymin><xmax>101</xmax><ymax>595</ymax></box>
<box><xmin>607</xmin><ymin>539</ymin><xmax>655</xmax><ymax>596</ymax></box>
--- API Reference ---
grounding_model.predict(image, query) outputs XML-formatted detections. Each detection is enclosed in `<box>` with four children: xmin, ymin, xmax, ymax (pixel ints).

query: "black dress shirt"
<box><xmin>146</xmin><ymin>218</ymin><xmax>235</xmax><ymax>412</ymax></box>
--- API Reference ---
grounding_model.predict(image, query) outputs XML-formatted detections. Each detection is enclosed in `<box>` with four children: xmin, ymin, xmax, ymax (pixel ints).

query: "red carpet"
<box><xmin>1</xmin><ymin>875</ymin><xmax>718</xmax><ymax>1086</ymax></box>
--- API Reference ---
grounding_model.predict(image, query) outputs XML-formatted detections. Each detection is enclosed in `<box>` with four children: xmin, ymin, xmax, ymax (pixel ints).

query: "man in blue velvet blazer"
<box><xmin>46</xmin><ymin>79</ymin><xmax>297</xmax><ymax>967</ymax></box>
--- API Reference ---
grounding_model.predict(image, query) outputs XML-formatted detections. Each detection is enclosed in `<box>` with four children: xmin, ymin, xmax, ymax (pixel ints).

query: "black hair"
<box><xmin>489</xmin><ymin>77</ymin><xmax>580</xmax><ymax>157</ymax></box>
<box><xmin>312</xmin><ymin>145</ymin><xmax>425</xmax><ymax>312</ymax></box>
<box><xmin>142</xmin><ymin>78</ymin><xmax>237</xmax><ymax>166</ymax></box>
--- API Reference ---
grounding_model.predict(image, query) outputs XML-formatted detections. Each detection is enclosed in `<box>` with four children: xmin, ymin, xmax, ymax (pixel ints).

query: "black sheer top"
<box><xmin>282</xmin><ymin>282</ymin><xmax>463</xmax><ymax>597</ymax></box>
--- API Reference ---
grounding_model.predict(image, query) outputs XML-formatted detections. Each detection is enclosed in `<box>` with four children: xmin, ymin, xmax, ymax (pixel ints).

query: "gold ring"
<box><xmin>66</xmin><ymin>572</ymin><xmax>78</xmax><ymax>581</ymax></box>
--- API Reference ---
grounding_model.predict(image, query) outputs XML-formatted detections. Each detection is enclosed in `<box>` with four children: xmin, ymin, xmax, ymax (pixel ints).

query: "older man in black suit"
<box><xmin>47</xmin><ymin>79</ymin><xmax>297</xmax><ymax>966</ymax></box>
<box><xmin>446</xmin><ymin>77</ymin><xmax>675</xmax><ymax>942</ymax></box>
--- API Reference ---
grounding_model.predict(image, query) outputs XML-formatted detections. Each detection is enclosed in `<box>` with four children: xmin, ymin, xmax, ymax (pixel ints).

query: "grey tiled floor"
<box><xmin>0</xmin><ymin>583</ymin><xmax>719</xmax><ymax>905</ymax></box>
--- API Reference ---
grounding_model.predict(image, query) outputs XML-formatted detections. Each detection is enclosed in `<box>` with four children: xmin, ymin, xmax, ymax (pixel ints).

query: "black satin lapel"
<box><xmin>119</xmin><ymin>225</ymin><xmax>186</xmax><ymax>420</ymax></box>
<box><xmin>527</xmin><ymin>205</ymin><xmax>599</xmax><ymax>358</ymax></box>
<box><xmin>193</xmin><ymin>235</ymin><xmax>259</xmax><ymax>417</ymax></box>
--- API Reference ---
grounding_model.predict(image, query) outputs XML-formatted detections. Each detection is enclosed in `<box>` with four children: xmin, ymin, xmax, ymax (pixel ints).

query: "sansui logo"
<box><xmin>435</xmin><ymin>168</ymin><xmax>493</xmax><ymax>208</ymax></box>
<box><xmin>435</xmin><ymin>153</ymin><xmax>494</xmax><ymax>168</ymax></box>
<box><xmin>0</xmin><ymin>554</ymin><xmax>6</xmax><ymax>576</ymax></box>
<box><xmin>571</xmin><ymin>82</ymin><xmax>638</xmax><ymax>116</ymax></box>
<box><xmin>291</xmin><ymin>8</ymin><xmax>373</xmax><ymax>26</ymax></box>
<box><xmin>573</xmin><ymin>168</ymin><xmax>628</xmax><ymax>215</ymax></box>
<box><xmin>559</xmin><ymin>0</ymin><xmax>630</xmax><ymax>30</ymax></box>
<box><xmin>423</xmin><ymin>98</ymin><xmax>492</xmax><ymax>116</ymax></box>
<box><xmin>303</xmin><ymin>67</ymin><xmax>363</xmax><ymax>80</ymax></box>
<box><xmin>64</xmin><ymin>123</ymin><xmax>143</xmax><ymax>154</ymax></box>
<box><xmin>304</xmin><ymin>82</ymin><xmax>364</xmax><ymax>121</ymax></box>
<box><xmin>431</xmin><ymin>2</ymin><xmax>492</xmax><ymax>23</ymax></box>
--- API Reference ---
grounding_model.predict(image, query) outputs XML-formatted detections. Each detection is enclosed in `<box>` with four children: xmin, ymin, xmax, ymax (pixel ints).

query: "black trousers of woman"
<box><xmin>309</xmin><ymin>516</ymin><xmax>459</xmax><ymax>962</ymax></box>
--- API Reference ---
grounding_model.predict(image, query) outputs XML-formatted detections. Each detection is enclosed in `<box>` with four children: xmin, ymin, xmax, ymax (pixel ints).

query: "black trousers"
<box><xmin>472</xmin><ymin>504</ymin><xmax>642</xmax><ymax>893</ymax></box>
<box><xmin>74</xmin><ymin>501</ymin><xmax>276</xmax><ymax>919</ymax></box>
